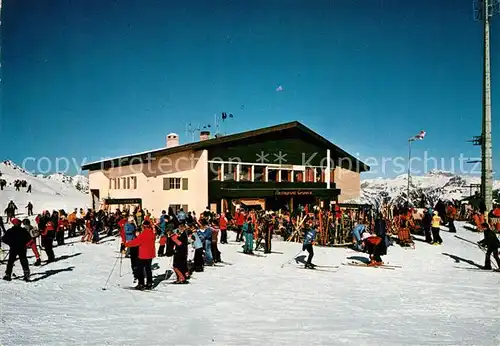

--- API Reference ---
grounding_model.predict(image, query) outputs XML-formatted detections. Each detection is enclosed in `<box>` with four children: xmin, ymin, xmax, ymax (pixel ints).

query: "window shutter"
<box><xmin>163</xmin><ymin>178</ymin><xmax>170</xmax><ymax>190</ymax></box>
<box><xmin>182</xmin><ymin>204</ymin><xmax>188</xmax><ymax>212</ymax></box>
<box><xmin>330</xmin><ymin>169</ymin><xmax>335</xmax><ymax>183</ymax></box>
<box><xmin>182</xmin><ymin>178</ymin><xmax>188</xmax><ymax>190</ymax></box>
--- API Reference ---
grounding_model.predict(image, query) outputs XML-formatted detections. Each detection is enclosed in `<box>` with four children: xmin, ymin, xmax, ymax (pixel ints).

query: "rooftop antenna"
<box><xmin>474</xmin><ymin>0</ymin><xmax>498</xmax><ymax>213</ymax></box>
<box><xmin>185</xmin><ymin>122</ymin><xmax>211</xmax><ymax>142</ymax></box>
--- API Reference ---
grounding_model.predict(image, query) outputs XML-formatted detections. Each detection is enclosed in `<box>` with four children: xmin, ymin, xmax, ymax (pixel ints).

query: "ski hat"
<box><xmin>433</xmin><ymin>211</ymin><xmax>439</xmax><ymax>215</ymax></box>
<box><xmin>11</xmin><ymin>218</ymin><xmax>21</xmax><ymax>226</ymax></box>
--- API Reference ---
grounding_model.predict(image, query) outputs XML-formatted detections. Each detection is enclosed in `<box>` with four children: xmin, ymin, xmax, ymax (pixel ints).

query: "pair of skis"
<box><xmin>341</xmin><ymin>261</ymin><xmax>401</xmax><ymax>270</ymax></box>
<box><xmin>297</xmin><ymin>264</ymin><xmax>339</xmax><ymax>272</ymax></box>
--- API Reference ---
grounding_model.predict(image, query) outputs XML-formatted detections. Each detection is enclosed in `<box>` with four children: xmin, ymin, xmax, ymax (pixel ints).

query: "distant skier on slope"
<box><xmin>477</xmin><ymin>222</ymin><xmax>500</xmax><ymax>271</ymax></box>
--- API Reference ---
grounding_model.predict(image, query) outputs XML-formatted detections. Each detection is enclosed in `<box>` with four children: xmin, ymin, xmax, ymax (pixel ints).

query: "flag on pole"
<box><xmin>409</xmin><ymin>130</ymin><xmax>426</xmax><ymax>142</ymax></box>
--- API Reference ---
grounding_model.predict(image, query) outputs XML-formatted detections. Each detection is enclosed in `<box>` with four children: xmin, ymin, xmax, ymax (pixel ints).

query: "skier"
<box><xmin>56</xmin><ymin>216</ymin><xmax>68</xmax><ymax>246</ymax></box>
<box><xmin>125</xmin><ymin>220</ymin><xmax>155</xmax><ymax>290</ymax></box>
<box><xmin>135</xmin><ymin>206</ymin><xmax>144</xmax><ymax>228</ymax></box>
<box><xmin>235</xmin><ymin>209</ymin><xmax>245</xmax><ymax>242</ymax></box>
<box><xmin>0</xmin><ymin>216</ymin><xmax>5</xmax><ymax>247</ymax></box>
<box><xmin>191</xmin><ymin>228</ymin><xmax>204</xmax><ymax>272</ymax></box>
<box><xmin>171</xmin><ymin>224</ymin><xmax>189</xmax><ymax>284</ymax></box>
<box><xmin>177</xmin><ymin>208</ymin><xmax>187</xmax><ymax>224</ymax></box>
<box><xmin>117</xmin><ymin>213</ymin><xmax>128</xmax><ymax>253</ymax></box>
<box><xmin>211</xmin><ymin>221</ymin><xmax>221</xmax><ymax>263</ymax></box>
<box><xmin>219</xmin><ymin>212</ymin><xmax>228</xmax><ymax>244</ymax></box>
<box><xmin>2</xmin><ymin>219</ymin><xmax>32</xmax><ymax>281</ymax></box>
<box><xmin>362</xmin><ymin>233</ymin><xmax>386</xmax><ymax>266</ymax></box>
<box><xmin>477</xmin><ymin>222</ymin><xmax>500</xmax><ymax>271</ymax></box>
<box><xmin>302</xmin><ymin>219</ymin><xmax>317</xmax><ymax>269</ymax></box>
<box><xmin>26</xmin><ymin>184</ymin><xmax>32</xmax><ymax>193</ymax></box>
<box><xmin>242</xmin><ymin>217</ymin><xmax>254</xmax><ymax>255</ymax></box>
<box><xmin>422</xmin><ymin>208</ymin><xmax>433</xmax><ymax>243</ymax></box>
<box><xmin>25</xmin><ymin>202</ymin><xmax>34</xmax><ymax>217</ymax></box>
<box><xmin>374</xmin><ymin>213</ymin><xmax>392</xmax><ymax>249</ymax></box>
<box><xmin>446</xmin><ymin>203</ymin><xmax>457</xmax><ymax>233</ymax></box>
<box><xmin>201</xmin><ymin>220</ymin><xmax>214</xmax><ymax>265</ymax></box>
<box><xmin>41</xmin><ymin>221</ymin><xmax>56</xmax><ymax>263</ymax></box>
<box><xmin>124</xmin><ymin>217</ymin><xmax>138</xmax><ymax>282</ymax></box>
<box><xmin>263</xmin><ymin>216</ymin><xmax>273</xmax><ymax>254</ymax></box>
<box><xmin>431</xmin><ymin>211</ymin><xmax>443</xmax><ymax>245</ymax></box>
<box><xmin>22</xmin><ymin>219</ymin><xmax>41</xmax><ymax>266</ymax></box>
<box><xmin>351</xmin><ymin>222</ymin><xmax>367</xmax><ymax>251</ymax></box>
<box><xmin>5</xmin><ymin>200</ymin><xmax>18</xmax><ymax>220</ymax></box>
<box><xmin>159</xmin><ymin>210</ymin><xmax>167</xmax><ymax>237</ymax></box>
<box><xmin>67</xmin><ymin>209</ymin><xmax>77</xmax><ymax>237</ymax></box>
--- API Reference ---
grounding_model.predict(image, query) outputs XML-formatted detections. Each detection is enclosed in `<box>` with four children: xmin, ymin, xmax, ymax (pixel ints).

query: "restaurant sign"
<box><xmin>275</xmin><ymin>190</ymin><xmax>313</xmax><ymax>196</ymax></box>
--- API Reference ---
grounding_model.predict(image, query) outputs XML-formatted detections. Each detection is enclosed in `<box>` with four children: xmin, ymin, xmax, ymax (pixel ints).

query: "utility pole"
<box><xmin>474</xmin><ymin>0</ymin><xmax>498</xmax><ymax>214</ymax></box>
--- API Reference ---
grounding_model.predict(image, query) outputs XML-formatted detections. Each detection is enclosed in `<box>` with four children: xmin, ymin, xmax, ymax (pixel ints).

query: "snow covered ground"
<box><xmin>1</xmin><ymin>222</ymin><xmax>499</xmax><ymax>345</ymax></box>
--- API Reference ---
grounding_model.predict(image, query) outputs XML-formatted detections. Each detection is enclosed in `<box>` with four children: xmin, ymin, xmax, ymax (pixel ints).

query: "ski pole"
<box><xmin>119</xmin><ymin>251</ymin><xmax>123</xmax><ymax>277</ymax></box>
<box><xmin>102</xmin><ymin>255</ymin><xmax>120</xmax><ymax>291</ymax></box>
<box><xmin>280</xmin><ymin>249</ymin><xmax>303</xmax><ymax>268</ymax></box>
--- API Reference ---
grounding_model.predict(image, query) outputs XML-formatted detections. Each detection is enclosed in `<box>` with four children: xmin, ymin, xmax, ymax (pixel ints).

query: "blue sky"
<box><xmin>1</xmin><ymin>0</ymin><xmax>499</xmax><ymax>178</ymax></box>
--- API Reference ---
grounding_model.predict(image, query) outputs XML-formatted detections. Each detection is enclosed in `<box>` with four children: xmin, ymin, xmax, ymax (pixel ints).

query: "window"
<box><xmin>281</xmin><ymin>170</ymin><xmax>290</xmax><ymax>182</ymax></box>
<box><xmin>254</xmin><ymin>166</ymin><xmax>265</xmax><ymax>182</ymax></box>
<box><xmin>122</xmin><ymin>178</ymin><xmax>127</xmax><ymax>189</ymax></box>
<box><xmin>223</xmin><ymin>164</ymin><xmax>236</xmax><ymax>181</ymax></box>
<box><xmin>268</xmin><ymin>169</ymin><xmax>278</xmax><ymax>182</ymax></box>
<box><xmin>170</xmin><ymin>178</ymin><xmax>181</xmax><ymax>189</ymax></box>
<box><xmin>294</xmin><ymin>171</ymin><xmax>304</xmax><ymax>182</ymax></box>
<box><xmin>116</xmin><ymin>178</ymin><xmax>120</xmax><ymax>189</ymax></box>
<box><xmin>316</xmin><ymin>168</ymin><xmax>325</xmax><ymax>183</ymax></box>
<box><xmin>209</xmin><ymin>163</ymin><xmax>222</xmax><ymax>181</ymax></box>
<box><xmin>163</xmin><ymin>177</ymin><xmax>187</xmax><ymax>190</ymax></box>
<box><xmin>132</xmin><ymin>176</ymin><xmax>137</xmax><ymax>189</ymax></box>
<box><xmin>169</xmin><ymin>204</ymin><xmax>189</xmax><ymax>214</ymax></box>
<box><xmin>240</xmin><ymin>165</ymin><xmax>251</xmax><ymax>181</ymax></box>
<box><xmin>305</xmin><ymin>168</ymin><xmax>315</xmax><ymax>182</ymax></box>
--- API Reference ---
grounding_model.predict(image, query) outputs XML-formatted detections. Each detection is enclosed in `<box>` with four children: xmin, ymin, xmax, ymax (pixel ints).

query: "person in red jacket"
<box><xmin>117</xmin><ymin>214</ymin><xmax>128</xmax><ymax>253</ymax></box>
<box><xmin>235</xmin><ymin>209</ymin><xmax>245</xmax><ymax>242</ymax></box>
<box><xmin>219</xmin><ymin>213</ymin><xmax>228</xmax><ymax>244</ymax></box>
<box><xmin>126</xmin><ymin>220</ymin><xmax>156</xmax><ymax>290</ymax></box>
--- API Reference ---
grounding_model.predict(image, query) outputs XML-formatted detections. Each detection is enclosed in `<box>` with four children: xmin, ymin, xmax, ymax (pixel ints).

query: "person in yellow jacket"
<box><xmin>431</xmin><ymin>211</ymin><xmax>443</xmax><ymax>245</ymax></box>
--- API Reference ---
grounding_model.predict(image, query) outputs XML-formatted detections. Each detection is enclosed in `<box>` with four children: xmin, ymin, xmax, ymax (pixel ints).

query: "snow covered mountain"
<box><xmin>359</xmin><ymin>170</ymin><xmax>500</xmax><ymax>209</ymax></box>
<box><xmin>0</xmin><ymin>160</ymin><xmax>90</xmax><ymax>215</ymax></box>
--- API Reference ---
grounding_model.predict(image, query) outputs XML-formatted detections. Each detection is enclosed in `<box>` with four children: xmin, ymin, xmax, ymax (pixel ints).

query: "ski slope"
<box><xmin>0</xmin><ymin>161</ymin><xmax>89</xmax><ymax>215</ymax></box>
<box><xmin>1</xmin><ymin>222</ymin><xmax>499</xmax><ymax>345</ymax></box>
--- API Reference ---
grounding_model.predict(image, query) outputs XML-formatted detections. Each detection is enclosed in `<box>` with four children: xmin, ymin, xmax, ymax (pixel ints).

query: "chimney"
<box><xmin>200</xmin><ymin>130</ymin><xmax>210</xmax><ymax>141</ymax></box>
<box><xmin>166</xmin><ymin>133</ymin><xmax>179</xmax><ymax>148</ymax></box>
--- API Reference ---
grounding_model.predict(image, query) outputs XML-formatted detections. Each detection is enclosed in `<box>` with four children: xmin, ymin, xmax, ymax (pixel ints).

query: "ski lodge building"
<box><xmin>81</xmin><ymin>121</ymin><xmax>369</xmax><ymax>215</ymax></box>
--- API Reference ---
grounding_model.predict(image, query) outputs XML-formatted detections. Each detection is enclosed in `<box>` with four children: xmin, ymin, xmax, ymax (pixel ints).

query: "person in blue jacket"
<box><xmin>159</xmin><ymin>210</ymin><xmax>167</xmax><ymax>236</ymax></box>
<box><xmin>351</xmin><ymin>222</ymin><xmax>367</xmax><ymax>251</ymax></box>
<box><xmin>302</xmin><ymin>219</ymin><xmax>317</xmax><ymax>268</ymax></box>
<box><xmin>124</xmin><ymin>217</ymin><xmax>138</xmax><ymax>282</ymax></box>
<box><xmin>190</xmin><ymin>228</ymin><xmax>204</xmax><ymax>272</ymax></box>
<box><xmin>199</xmin><ymin>220</ymin><xmax>213</xmax><ymax>265</ymax></box>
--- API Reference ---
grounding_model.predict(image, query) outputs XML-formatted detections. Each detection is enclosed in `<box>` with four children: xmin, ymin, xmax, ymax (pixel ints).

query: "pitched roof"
<box><xmin>81</xmin><ymin>121</ymin><xmax>370</xmax><ymax>172</ymax></box>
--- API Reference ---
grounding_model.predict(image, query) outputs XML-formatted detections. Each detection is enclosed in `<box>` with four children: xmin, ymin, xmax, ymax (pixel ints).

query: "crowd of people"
<box><xmin>1</xmin><ymin>199</ymin><xmax>499</xmax><ymax>285</ymax></box>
